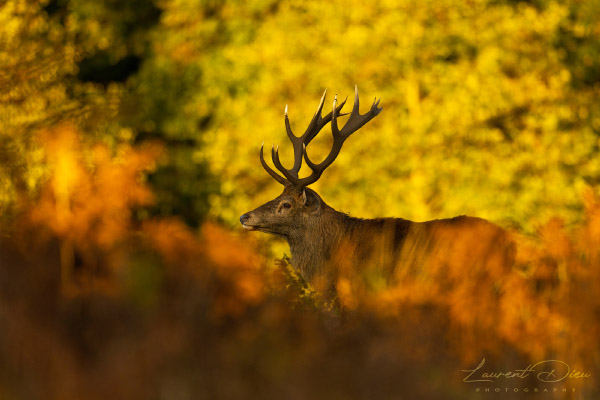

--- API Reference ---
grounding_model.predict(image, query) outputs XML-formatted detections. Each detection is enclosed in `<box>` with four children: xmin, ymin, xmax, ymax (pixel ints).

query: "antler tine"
<box><xmin>271</xmin><ymin>144</ymin><xmax>298</xmax><ymax>182</ymax></box>
<box><xmin>339</xmin><ymin>84</ymin><xmax>382</xmax><ymax>137</ymax></box>
<box><xmin>283</xmin><ymin>104</ymin><xmax>305</xmax><ymax>178</ymax></box>
<box><xmin>298</xmin><ymin>94</ymin><xmax>345</xmax><ymax>185</ymax></box>
<box><xmin>260</xmin><ymin>142</ymin><xmax>287</xmax><ymax>185</ymax></box>
<box><xmin>305</xmin><ymin>94</ymin><xmax>347</xmax><ymax>144</ymax></box>
<box><xmin>274</xmin><ymin>89</ymin><xmax>346</xmax><ymax>182</ymax></box>
<box><xmin>259</xmin><ymin>87</ymin><xmax>381</xmax><ymax>190</ymax></box>
<box><xmin>298</xmin><ymin>86</ymin><xmax>382</xmax><ymax>189</ymax></box>
<box><xmin>302</xmin><ymin>89</ymin><xmax>328</xmax><ymax>138</ymax></box>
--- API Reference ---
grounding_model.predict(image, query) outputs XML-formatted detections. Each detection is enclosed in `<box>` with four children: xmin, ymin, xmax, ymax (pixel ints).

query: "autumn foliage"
<box><xmin>1</xmin><ymin>0</ymin><xmax>600</xmax><ymax>398</ymax></box>
<box><xmin>0</xmin><ymin>123</ymin><xmax>598</xmax><ymax>398</ymax></box>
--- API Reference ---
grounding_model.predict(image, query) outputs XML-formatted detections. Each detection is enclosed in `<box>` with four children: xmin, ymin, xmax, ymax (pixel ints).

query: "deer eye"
<box><xmin>282</xmin><ymin>202</ymin><xmax>291</xmax><ymax>209</ymax></box>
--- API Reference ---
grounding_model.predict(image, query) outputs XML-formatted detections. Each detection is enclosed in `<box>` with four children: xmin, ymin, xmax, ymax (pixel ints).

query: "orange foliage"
<box><xmin>21</xmin><ymin>124</ymin><xmax>162</xmax><ymax>293</ymax></box>
<box><xmin>143</xmin><ymin>219</ymin><xmax>265</xmax><ymax>317</ymax></box>
<box><xmin>323</xmin><ymin>205</ymin><xmax>600</xmax><ymax>374</ymax></box>
<box><xmin>1</xmin><ymin>124</ymin><xmax>599</xmax><ymax>399</ymax></box>
<box><xmin>29</xmin><ymin>124</ymin><xmax>161</xmax><ymax>249</ymax></box>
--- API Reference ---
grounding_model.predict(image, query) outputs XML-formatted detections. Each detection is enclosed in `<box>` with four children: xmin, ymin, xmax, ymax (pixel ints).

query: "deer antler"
<box><xmin>260</xmin><ymin>85</ymin><xmax>382</xmax><ymax>191</ymax></box>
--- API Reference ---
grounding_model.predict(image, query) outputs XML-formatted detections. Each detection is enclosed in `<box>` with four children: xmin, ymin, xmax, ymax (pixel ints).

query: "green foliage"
<box><xmin>274</xmin><ymin>256</ymin><xmax>321</xmax><ymax>309</ymax></box>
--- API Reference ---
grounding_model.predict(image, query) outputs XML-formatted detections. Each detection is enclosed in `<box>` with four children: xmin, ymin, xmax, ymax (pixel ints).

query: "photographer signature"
<box><xmin>462</xmin><ymin>358</ymin><xmax>591</xmax><ymax>383</ymax></box>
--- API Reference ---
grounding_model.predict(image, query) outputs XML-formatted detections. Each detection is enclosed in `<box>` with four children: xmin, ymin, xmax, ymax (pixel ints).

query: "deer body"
<box><xmin>241</xmin><ymin>87</ymin><xmax>512</xmax><ymax>289</ymax></box>
<box><xmin>287</xmin><ymin>210</ymin><xmax>415</xmax><ymax>282</ymax></box>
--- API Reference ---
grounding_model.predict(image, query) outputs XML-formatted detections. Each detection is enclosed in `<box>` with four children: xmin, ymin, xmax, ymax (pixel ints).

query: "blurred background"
<box><xmin>1</xmin><ymin>0</ymin><xmax>599</xmax><ymax>399</ymax></box>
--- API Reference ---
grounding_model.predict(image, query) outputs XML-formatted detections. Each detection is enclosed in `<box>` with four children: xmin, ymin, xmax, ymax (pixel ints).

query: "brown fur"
<box><xmin>241</xmin><ymin>186</ymin><xmax>514</xmax><ymax>289</ymax></box>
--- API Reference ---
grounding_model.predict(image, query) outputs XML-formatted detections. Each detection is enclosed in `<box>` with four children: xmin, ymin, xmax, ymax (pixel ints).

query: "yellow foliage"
<box><xmin>1</xmin><ymin>0</ymin><xmax>600</xmax><ymax>398</ymax></box>
<box><xmin>147</xmin><ymin>0</ymin><xmax>598</xmax><ymax>241</ymax></box>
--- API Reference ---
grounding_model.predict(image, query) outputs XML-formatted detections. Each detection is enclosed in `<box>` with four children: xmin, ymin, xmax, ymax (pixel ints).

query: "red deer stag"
<box><xmin>240</xmin><ymin>87</ymin><xmax>514</xmax><ymax>293</ymax></box>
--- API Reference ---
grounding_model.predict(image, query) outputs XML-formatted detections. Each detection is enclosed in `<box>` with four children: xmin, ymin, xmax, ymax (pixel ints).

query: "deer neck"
<box><xmin>286</xmin><ymin>206</ymin><xmax>346</xmax><ymax>282</ymax></box>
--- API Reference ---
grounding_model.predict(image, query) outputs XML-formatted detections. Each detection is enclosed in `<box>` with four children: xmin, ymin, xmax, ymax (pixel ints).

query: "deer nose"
<box><xmin>240</xmin><ymin>214</ymin><xmax>250</xmax><ymax>225</ymax></box>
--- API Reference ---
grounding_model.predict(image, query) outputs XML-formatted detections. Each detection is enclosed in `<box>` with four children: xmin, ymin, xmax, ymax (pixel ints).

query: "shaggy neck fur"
<box><xmin>285</xmin><ymin>203</ymin><xmax>347</xmax><ymax>281</ymax></box>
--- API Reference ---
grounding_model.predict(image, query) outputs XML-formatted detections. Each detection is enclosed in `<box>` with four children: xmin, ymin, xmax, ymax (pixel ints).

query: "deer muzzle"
<box><xmin>239</xmin><ymin>213</ymin><xmax>257</xmax><ymax>231</ymax></box>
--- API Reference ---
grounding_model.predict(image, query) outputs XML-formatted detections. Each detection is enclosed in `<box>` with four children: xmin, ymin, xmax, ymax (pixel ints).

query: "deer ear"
<box><xmin>300</xmin><ymin>189</ymin><xmax>307</xmax><ymax>205</ymax></box>
<box><xmin>301</xmin><ymin>190</ymin><xmax>320</xmax><ymax>212</ymax></box>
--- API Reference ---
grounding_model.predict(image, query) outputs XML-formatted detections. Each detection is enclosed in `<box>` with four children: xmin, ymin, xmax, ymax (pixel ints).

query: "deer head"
<box><xmin>240</xmin><ymin>86</ymin><xmax>382</xmax><ymax>238</ymax></box>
